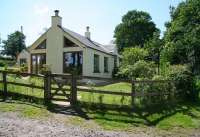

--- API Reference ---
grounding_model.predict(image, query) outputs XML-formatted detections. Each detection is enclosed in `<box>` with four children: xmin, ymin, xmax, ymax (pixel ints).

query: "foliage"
<box><xmin>114</xmin><ymin>10</ymin><xmax>158</xmax><ymax>52</ymax></box>
<box><xmin>2</xmin><ymin>31</ymin><xmax>26</xmax><ymax>59</ymax></box>
<box><xmin>163</xmin><ymin>0</ymin><xmax>200</xmax><ymax>74</ymax></box>
<box><xmin>0</xmin><ymin>60</ymin><xmax>6</xmax><ymax>67</ymax></box>
<box><xmin>144</xmin><ymin>31</ymin><xmax>163</xmax><ymax>66</ymax></box>
<box><xmin>194</xmin><ymin>77</ymin><xmax>200</xmax><ymax>93</ymax></box>
<box><xmin>118</xmin><ymin>47</ymin><xmax>156</xmax><ymax>79</ymax></box>
<box><xmin>167</xmin><ymin>65</ymin><xmax>197</xmax><ymax>101</ymax></box>
<box><xmin>119</xmin><ymin>60</ymin><xmax>156</xmax><ymax>79</ymax></box>
<box><xmin>0</xmin><ymin>59</ymin><xmax>16</xmax><ymax>67</ymax></box>
<box><xmin>20</xmin><ymin>64</ymin><xmax>28</xmax><ymax>72</ymax></box>
<box><xmin>120</xmin><ymin>47</ymin><xmax>148</xmax><ymax>66</ymax></box>
<box><xmin>134</xmin><ymin>75</ymin><xmax>176</xmax><ymax>106</ymax></box>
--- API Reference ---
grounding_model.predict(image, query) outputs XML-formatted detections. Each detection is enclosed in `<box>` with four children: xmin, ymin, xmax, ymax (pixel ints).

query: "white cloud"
<box><xmin>33</xmin><ymin>3</ymin><xmax>49</xmax><ymax>16</ymax></box>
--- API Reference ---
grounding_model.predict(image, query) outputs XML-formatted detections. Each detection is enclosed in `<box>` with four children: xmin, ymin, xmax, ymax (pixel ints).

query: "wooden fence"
<box><xmin>76</xmin><ymin>76</ymin><xmax>174</xmax><ymax>106</ymax></box>
<box><xmin>0</xmin><ymin>70</ymin><xmax>175</xmax><ymax>106</ymax></box>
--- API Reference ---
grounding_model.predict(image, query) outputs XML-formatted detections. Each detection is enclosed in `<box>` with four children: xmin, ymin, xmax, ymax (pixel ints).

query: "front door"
<box><xmin>31</xmin><ymin>54</ymin><xmax>46</xmax><ymax>74</ymax></box>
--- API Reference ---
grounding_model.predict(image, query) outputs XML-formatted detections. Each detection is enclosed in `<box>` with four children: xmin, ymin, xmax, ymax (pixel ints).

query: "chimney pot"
<box><xmin>86</xmin><ymin>26</ymin><xmax>90</xmax><ymax>32</ymax></box>
<box><xmin>85</xmin><ymin>26</ymin><xmax>91</xmax><ymax>39</ymax></box>
<box><xmin>54</xmin><ymin>10</ymin><xmax>59</xmax><ymax>16</ymax></box>
<box><xmin>52</xmin><ymin>10</ymin><xmax>62</xmax><ymax>27</ymax></box>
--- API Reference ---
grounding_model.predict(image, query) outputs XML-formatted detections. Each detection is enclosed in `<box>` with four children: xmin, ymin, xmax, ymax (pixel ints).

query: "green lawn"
<box><xmin>82</xmin><ymin>101</ymin><xmax>200</xmax><ymax>130</ymax></box>
<box><xmin>0</xmin><ymin>101</ymin><xmax>51</xmax><ymax>119</ymax></box>
<box><xmin>0</xmin><ymin>75</ymin><xmax>44</xmax><ymax>101</ymax></box>
<box><xmin>79</xmin><ymin>82</ymin><xmax>132</xmax><ymax>106</ymax></box>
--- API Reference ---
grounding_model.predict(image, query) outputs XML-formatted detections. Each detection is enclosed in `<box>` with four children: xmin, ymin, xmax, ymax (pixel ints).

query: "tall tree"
<box><xmin>2</xmin><ymin>31</ymin><xmax>26</xmax><ymax>59</ymax></box>
<box><xmin>145</xmin><ymin>31</ymin><xmax>163</xmax><ymax>73</ymax></box>
<box><xmin>114</xmin><ymin>10</ymin><xmax>158</xmax><ymax>52</ymax></box>
<box><xmin>163</xmin><ymin>0</ymin><xmax>200</xmax><ymax>74</ymax></box>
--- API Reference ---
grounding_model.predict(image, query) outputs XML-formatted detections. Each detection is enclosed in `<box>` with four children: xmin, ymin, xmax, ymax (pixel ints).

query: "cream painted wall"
<box><xmin>46</xmin><ymin>27</ymin><xmax>63</xmax><ymax>73</ymax></box>
<box><xmin>83</xmin><ymin>48</ymin><xmax>114</xmax><ymax>78</ymax></box>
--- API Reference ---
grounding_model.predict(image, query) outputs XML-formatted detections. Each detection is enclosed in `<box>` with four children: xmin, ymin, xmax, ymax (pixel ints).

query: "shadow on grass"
<box><xmin>47</xmin><ymin>103</ymin><xmax>90</xmax><ymax>120</ymax></box>
<box><xmin>0</xmin><ymin>91</ymin><xmax>44</xmax><ymax>105</ymax></box>
<box><xmin>78</xmin><ymin>101</ymin><xmax>200</xmax><ymax>127</ymax></box>
<box><xmin>0</xmin><ymin>91</ymin><xmax>90</xmax><ymax>120</ymax></box>
<box><xmin>1</xmin><ymin>92</ymin><xmax>200</xmax><ymax>127</ymax></box>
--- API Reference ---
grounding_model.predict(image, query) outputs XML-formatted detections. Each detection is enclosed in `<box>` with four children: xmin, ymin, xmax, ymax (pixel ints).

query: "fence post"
<box><xmin>131</xmin><ymin>79</ymin><xmax>135</xmax><ymax>107</ymax></box>
<box><xmin>44</xmin><ymin>71</ymin><xmax>51</xmax><ymax>104</ymax></box>
<box><xmin>70</xmin><ymin>73</ymin><xmax>77</xmax><ymax>105</ymax></box>
<box><xmin>2</xmin><ymin>71</ymin><xmax>7</xmax><ymax>101</ymax></box>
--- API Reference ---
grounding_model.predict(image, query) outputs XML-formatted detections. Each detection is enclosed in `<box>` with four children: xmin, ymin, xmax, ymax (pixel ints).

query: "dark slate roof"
<box><xmin>61</xmin><ymin>27</ymin><xmax>116</xmax><ymax>55</ymax></box>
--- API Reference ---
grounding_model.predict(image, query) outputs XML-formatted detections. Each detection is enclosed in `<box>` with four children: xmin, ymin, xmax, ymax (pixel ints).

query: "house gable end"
<box><xmin>63</xmin><ymin>30</ymin><xmax>86</xmax><ymax>49</ymax></box>
<box><xmin>29</xmin><ymin>32</ymin><xmax>47</xmax><ymax>51</ymax></box>
<box><xmin>35</xmin><ymin>39</ymin><xmax>46</xmax><ymax>49</ymax></box>
<box><xmin>63</xmin><ymin>36</ymin><xmax>78</xmax><ymax>48</ymax></box>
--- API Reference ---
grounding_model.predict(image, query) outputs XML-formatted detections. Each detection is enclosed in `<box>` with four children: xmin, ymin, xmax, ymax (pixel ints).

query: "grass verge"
<box><xmin>0</xmin><ymin>100</ymin><xmax>51</xmax><ymax>119</ymax></box>
<box><xmin>80</xmin><ymin>101</ymin><xmax>200</xmax><ymax>131</ymax></box>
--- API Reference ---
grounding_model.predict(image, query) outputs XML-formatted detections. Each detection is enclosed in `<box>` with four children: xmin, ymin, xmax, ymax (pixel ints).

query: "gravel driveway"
<box><xmin>0</xmin><ymin>112</ymin><xmax>200</xmax><ymax>137</ymax></box>
<box><xmin>0</xmin><ymin>112</ymin><xmax>138</xmax><ymax>137</ymax></box>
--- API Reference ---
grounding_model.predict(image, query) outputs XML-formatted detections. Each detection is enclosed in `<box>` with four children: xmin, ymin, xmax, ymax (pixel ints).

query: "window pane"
<box><xmin>31</xmin><ymin>55</ymin><xmax>37</xmax><ymax>74</ymax></box>
<box><xmin>104</xmin><ymin>57</ymin><xmax>108</xmax><ymax>72</ymax></box>
<box><xmin>64</xmin><ymin>37</ymin><xmax>78</xmax><ymax>47</ymax></box>
<box><xmin>63</xmin><ymin>52</ymin><xmax>82</xmax><ymax>75</ymax></box>
<box><xmin>94</xmin><ymin>54</ymin><xmax>100</xmax><ymax>73</ymax></box>
<box><xmin>35</xmin><ymin>40</ymin><xmax>46</xmax><ymax>49</ymax></box>
<box><xmin>20</xmin><ymin>58</ymin><xmax>27</xmax><ymax>66</ymax></box>
<box><xmin>31</xmin><ymin>54</ymin><xmax>46</xmax><ymax>74</ymax></box>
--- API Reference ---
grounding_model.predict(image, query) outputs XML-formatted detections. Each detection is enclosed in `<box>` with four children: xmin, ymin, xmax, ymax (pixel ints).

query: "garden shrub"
<box><xmin>168</xmin><ymin>65</ymin><xmax>196</xmax><ymax>101</ymax></box>
<box><xmin>0</xmin><ymin>60</ymin><xmax>6</xmax><ymax>67</ymax></box>
<box><xmin>194</xmin><ymin>77</ymin><xmax>200</xmax><ymax>99</ymax></box>
<box><xmin>151</xmin><ymin>75</ymin><xmax>176</xmax><ymax>103</ymax></box>
<box><xmin>135</xmin><ymin>75</ymin><xmax>176</xmax><ymax>106</ymax></box>
<box><xmin>20</xmin><ymin>64</ymin><xmax>28</xmax><ymax>72</ymax></box>
<box><xmin>118</xmin><ymin>60</ymin><xmax>156</xmax><ymax>79</ymax></box>
<box><xmin>0</xmin><ymin>59</ymin><xmax>16</xmax><ymax>67</ymax></box>
<box><xmin>117</xmin><ymin>47</ymin><xmax>154</xmax><ymax>79</ymax></box>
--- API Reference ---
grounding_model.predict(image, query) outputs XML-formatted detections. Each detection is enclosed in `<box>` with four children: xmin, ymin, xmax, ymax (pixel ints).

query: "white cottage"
<box><xmin>17</xmin><ymin>10</ymin><xmax>119</xmax><ymax>78</ymax></box>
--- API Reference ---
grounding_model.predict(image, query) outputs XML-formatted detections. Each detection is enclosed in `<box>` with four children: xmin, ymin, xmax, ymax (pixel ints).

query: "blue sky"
<box><xmin>0</xmin><ymin>0</ymin><xmax>183</xmax><ymax>46</ymax></box>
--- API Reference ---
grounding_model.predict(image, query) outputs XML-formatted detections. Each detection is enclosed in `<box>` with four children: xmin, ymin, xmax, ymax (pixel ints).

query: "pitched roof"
<box><xmin>61</xmin><ymin>27</ymin><xmax>116</xmax><ymax>55</ymax></box>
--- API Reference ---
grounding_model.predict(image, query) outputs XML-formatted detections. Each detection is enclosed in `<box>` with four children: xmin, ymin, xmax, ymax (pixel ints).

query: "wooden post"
<box><xmin>44</xmin><ymin>71</ymin><xmax>51</xmax><ymax>104</ymax></box>
<box><xmin>2</xmin><ymin>71</ymin><xmax>7</xmax><ymax>101</ymax></box>
<box><xmin>70</xmin><ymin>74</ymin><xmax>77</xmax><ymax>105</ymax></box>
<box><xmin>131</xmin><ymin>79</ymin><xmax>135</xmax><ymax>107</ymax></box>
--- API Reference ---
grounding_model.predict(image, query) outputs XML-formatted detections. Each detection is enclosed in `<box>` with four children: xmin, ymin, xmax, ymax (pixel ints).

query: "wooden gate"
<box><xmin>44</xmin><ymin>72</ymin><xmax>77</xmax><ymax>105</ymax></box>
